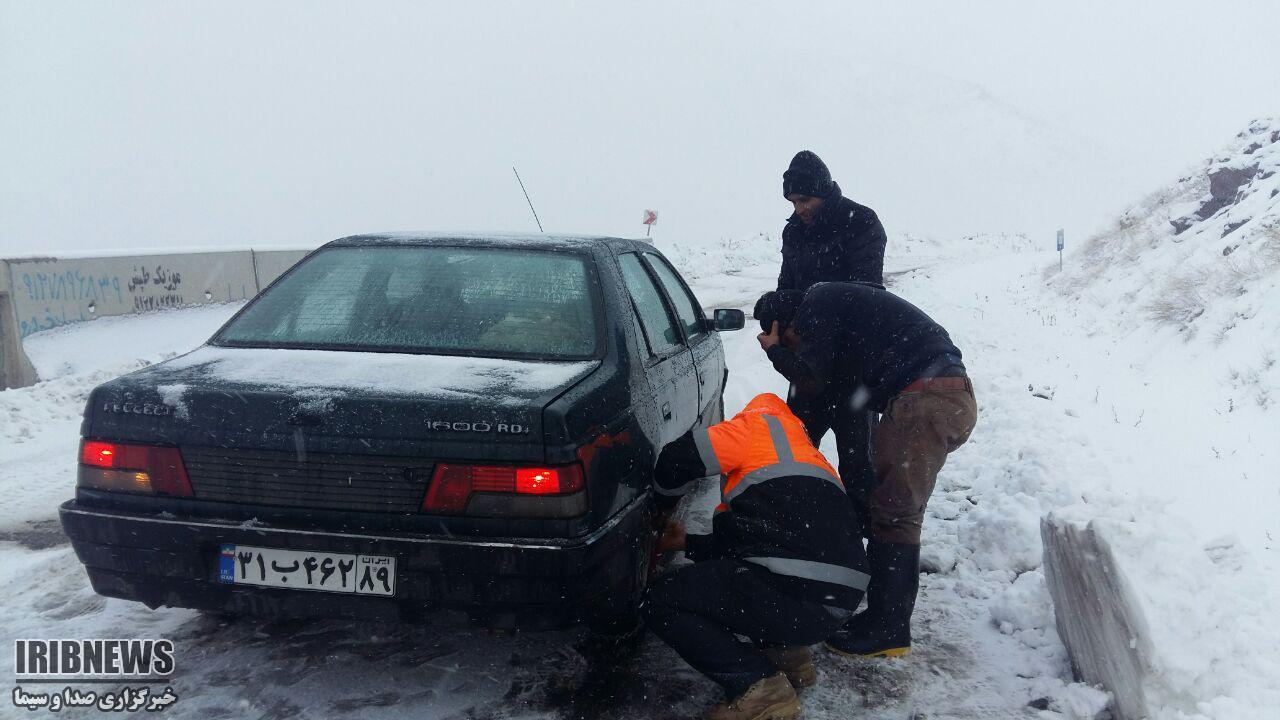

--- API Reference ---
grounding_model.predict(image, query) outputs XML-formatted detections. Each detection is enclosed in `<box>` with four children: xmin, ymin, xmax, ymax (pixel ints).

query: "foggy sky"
<box><xmin>3</xmin><ymin>1</ymin><xmax>1278</xmax><ymax>256</ymax></box>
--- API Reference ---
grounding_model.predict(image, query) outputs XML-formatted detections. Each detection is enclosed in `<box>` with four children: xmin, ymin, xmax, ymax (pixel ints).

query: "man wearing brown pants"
<box><xmin>756</xmin><ymin>282</ymin><xmax>978</xmax><ymax>657</ymax></box>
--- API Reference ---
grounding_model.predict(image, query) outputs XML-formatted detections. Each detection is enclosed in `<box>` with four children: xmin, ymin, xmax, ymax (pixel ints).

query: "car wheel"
<box><xmin>582</xmin><ymin>517</ymin><xmax>660</xmax><ymax>654</ymax></box>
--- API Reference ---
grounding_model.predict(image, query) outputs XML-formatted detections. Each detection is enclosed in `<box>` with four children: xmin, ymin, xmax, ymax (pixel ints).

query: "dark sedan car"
<box><xmin>59</xmin><ymin>233</ymin><xmax>744</xmax><ymax>631</ymax></box>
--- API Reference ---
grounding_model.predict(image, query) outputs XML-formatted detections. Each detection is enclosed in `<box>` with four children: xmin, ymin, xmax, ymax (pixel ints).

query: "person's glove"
<box><xmin>754</xmin><ymin>291</ymin><xmax>777</xmax><ymax>332</ymax></box>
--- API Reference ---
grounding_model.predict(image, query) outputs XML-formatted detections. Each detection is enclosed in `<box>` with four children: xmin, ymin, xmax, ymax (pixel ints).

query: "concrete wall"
<box><xmin>251</xmin><ymin>249</ymin><xmax>312</xmax><ymax>290</ymax></box>
<box><xmin>1041</xmin><ymin>514</ymin><xmax>1154</xmax><ymax>720</ymax></box>
<box><xmin>0</xmin><ymin>248</ymin><xmax>312</xmax><ymax>389</ymax></box>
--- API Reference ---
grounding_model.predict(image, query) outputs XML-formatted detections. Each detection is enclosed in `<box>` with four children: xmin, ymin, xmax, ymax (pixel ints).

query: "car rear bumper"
<box><xmin>58</xmin><ymin>496</ymin><xmax>652</xmax><ymax>630</ymax></box>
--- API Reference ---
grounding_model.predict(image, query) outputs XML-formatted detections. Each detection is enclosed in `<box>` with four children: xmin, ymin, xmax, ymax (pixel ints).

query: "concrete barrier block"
<box><xmin>1041</xmin><ymin>513</ymin><xmax>1154</xmax><ymax>720</ymax></box>
<box><xmin>5</xmin><ymin>251</ymin><xmax>258</xmax><ymax>339</ymax></box>
<box><xmin>1</xmin><ymin>288</ymin><xmax>40</xmax><ymax>389</ymax></box>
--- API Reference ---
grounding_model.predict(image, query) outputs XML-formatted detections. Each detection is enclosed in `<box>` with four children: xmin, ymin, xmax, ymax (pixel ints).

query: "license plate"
<box><xmin>218</xmin><ymin>544</ymin><xmax>396</xmax><ymax>596</ymax></box>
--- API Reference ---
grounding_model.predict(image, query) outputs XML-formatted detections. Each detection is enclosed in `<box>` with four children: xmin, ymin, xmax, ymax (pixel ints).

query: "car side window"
<box><xmin>644</xmin><ymin>253</ymin><xmax>706</xmax><ymax>341</ymax></box>
<box><xmin>618</xmin><ymin>253</ymin><xmax>682</xmax><ymax>357</ymax></box>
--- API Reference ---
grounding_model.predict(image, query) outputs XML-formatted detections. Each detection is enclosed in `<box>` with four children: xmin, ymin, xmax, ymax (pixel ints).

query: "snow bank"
<box><xmin>1045</xmin><ymin>510</ymin><xmax>1280</xmax><ymax>720</ymax></box>
<box><xmin>1037</xmin><ymin>120</ymin><xmax>1280</xmax><ymax>719</ymax></box>
<box><xmin>19</xmin><ymin>303</ymin><xmax>246</xmax><ymax>381</ymax></box>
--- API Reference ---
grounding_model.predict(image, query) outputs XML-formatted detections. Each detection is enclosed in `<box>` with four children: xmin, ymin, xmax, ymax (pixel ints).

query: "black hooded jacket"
<box><xmin>765</xmin><ymin>282</ymin><xmax>965</xmax><ymax>412</ymax></box>
<box><xmin>778</xmin><ymin>185</ymin><xmax>887</xmax><ymax>291</ymax></box>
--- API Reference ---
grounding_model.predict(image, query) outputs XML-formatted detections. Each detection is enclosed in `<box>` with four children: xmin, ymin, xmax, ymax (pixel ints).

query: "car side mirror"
<box><xmin>711</xmin><ymin>308</ymin><xmax>745</xmax><ymax>331</ymax></box>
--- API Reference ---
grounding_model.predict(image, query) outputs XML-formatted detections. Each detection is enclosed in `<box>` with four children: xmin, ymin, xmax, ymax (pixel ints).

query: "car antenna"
<box><xmin>512</xmin><ymin>166</ymin><xmax>544</xmax><ymax>232</ymax></box>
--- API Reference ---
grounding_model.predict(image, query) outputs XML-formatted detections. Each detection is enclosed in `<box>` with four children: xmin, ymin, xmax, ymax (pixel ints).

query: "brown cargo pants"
<box><xmin>868</xmin><ymin>378</ymin><xmax>978</xmax><ymax>545</ymax></box>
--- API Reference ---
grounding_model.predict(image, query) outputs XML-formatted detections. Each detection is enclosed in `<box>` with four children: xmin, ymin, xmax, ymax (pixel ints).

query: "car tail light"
<box><xmin>78</xmin><ymin>439</ymin><xmax>194</xmax><ymax>497</ymax></box>
<box><xmin>422</xmin><ymin>463</ymin><xmax>584</xmax><ymax>513</ymax></box>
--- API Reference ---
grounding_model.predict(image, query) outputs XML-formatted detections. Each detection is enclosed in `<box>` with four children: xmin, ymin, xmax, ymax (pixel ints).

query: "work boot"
<box><xmin>760</xmin><ymin>645</ymin><xmax>816</xmax><ymax>689</ymax></box>
<box><xmin>826</xmin><ymin>541</ymin><xmax>920</xmax><ymax>658</ymax></box>
<box><xmin>705</xmin><ymin>673</ymin><xmax>800</xmax><ymax>720</ymax></box>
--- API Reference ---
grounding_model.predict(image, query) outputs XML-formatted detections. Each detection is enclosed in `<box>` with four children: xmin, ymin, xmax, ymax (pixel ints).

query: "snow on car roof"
<box><xmin>326</xmin><ymin>232</ymin><xmax>646</xmax><ymax>250</ymax></box>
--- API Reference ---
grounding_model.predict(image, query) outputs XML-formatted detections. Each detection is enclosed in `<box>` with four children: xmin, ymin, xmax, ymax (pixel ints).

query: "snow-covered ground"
<box><xmin>1048</xmin><ymin>118</ymin><xmax>1280</xmax><ymax>551</ymax></box>
<box><xmin>1038</xmin><ymin>119</ymin><xmax>1280</xmax><ymax>717</ymax></box>
<box><xmin>3</xmin><ymin>176</ymin><xmax>1278</xmax><ymax>717</ymax></box>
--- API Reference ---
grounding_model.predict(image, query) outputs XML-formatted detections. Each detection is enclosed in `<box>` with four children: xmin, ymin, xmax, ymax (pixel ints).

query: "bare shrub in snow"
<box><xmin>1227</xmin><ymin>365</ymin><xmax>1273</xmax><ymax>409</ymax></box>
<box><xmin>1149</xmin><ymin>267</ymin><xmax>1214</xmax><ymax>327</ymax></box>
<box><xmin>1149</xmin><ymin>227</ymin><xmax>1280</xmax><ymax>330</ymax></box>
<box><xmin>1261</xmin><ymin>224</ymin><xmax>1280</xmax><ymax>268</ymax></box>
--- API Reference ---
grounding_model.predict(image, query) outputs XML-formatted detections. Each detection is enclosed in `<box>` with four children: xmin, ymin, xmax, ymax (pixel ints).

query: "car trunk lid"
<box><xmin>87</xmin><ymin>345</ymin><xmax>599</xmax><ymax>454</ymax></box>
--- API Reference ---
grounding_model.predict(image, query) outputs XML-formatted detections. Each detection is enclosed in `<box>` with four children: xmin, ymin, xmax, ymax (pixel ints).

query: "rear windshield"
<box><xmin>215</xmin><ymin>246</ymin><xmax>600</xmax><ymax>359</ymax></box>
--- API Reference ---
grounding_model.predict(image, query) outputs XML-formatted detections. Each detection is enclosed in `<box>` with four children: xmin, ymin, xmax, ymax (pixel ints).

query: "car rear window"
<box><xmin>215</xmin><ymin>246</ymin><xmax>600</xmax><ymax>359</ymax></box>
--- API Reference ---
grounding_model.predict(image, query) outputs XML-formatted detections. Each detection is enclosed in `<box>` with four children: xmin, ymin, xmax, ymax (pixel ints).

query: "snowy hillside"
<box><xmin>1051</xmin><ymin>118</ymin><xmax>1280</xmax><ymax>404</ymax></box>
<box><xmin>1041</xmin><ymin>118</ymin><xmax>1280</xmax><ymax>550</ymax></box>
<box><xmin>1033</xmin><ymin>121</ymin><xmax>1280</xmax><ymax>718</ymax></box>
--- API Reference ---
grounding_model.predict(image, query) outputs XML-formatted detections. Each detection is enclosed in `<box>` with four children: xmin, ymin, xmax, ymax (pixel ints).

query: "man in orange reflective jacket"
<box><xmin>644</xmin><ymin>393</ymin><xmax>868</xmax><ymax>720</ymax></box>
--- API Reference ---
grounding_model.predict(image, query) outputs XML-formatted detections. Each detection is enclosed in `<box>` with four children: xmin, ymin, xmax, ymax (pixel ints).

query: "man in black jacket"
<box><xmin>756</xmin><ymin>283</ymin><xmax>978</xmax><ymax>659</ymax></box>
<box><xmin>644</xmin><ymin>392</ymin><xmax>867</xmax><ymax>720</ymax></box>
<box><xmin>773</xmin><ymin>150</ymin><xmax>888</xmax><ymax>519</ymax></box>
<box><xmin>778</xmin><ymin>151</ymin><xmax>887</xmax><ymax>291</ymax></box>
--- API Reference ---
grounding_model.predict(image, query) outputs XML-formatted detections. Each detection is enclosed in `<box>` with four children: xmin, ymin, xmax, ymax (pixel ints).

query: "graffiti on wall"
<box><xmin>126</xmin><ymin>265</ymin><xmax>186</xmax><ymax>312</ymax></box>
<box><xmin>5</xmin><ymin>250</ymin><xmax>307</xmax><ymax>348</ymax></box>
<box><xmin>18</xmin><ymin>270</ymin><xmax>124</xmax><ymax>337</ymax></box>
<box><xmin>17</xmin><ymin>264</ymin><xmax>191</xmax><ymax>337</ymax></box>
<box><xmin>20</xmin><ymin>269</ymin><xmax>124</xmax><ymax>305</ymax></box>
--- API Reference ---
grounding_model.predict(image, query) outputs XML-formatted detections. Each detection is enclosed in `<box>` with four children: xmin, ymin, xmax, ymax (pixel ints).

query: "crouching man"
<box><xmin>756</xmin><ymin>282</ymin><xmax>978</xmax><ymax>658</ymax></box>
<box><xmin>644</xmin><ymin>393</ymin><xmax>869</xmax><ymax>720</ymax></box>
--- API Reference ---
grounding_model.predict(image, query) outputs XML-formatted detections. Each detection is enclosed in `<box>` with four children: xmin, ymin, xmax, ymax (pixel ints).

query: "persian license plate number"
<box><xmin>218</xmin><ymin>544</ymin><xmax>395</xmax><ymax>596</ymax></box>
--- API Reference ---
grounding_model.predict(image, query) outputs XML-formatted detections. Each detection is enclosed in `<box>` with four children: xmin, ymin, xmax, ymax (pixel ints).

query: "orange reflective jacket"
<box><xmin>693</xmin><ymin>393</ymin><xmax>842</xmax><ymax>513</ymax></box>
<box><xmin>653</xmin><ymin>392</ymin><xmax>868</xmax><ymax>598</ymax></box>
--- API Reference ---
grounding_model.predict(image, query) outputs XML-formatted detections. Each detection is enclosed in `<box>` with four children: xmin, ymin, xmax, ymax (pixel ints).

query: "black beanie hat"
<box><xmin>753</xmin><ymin>290</ymin><xmax>805</xmax><ymax>333</ymax></box>
<box><xmin>783</xmin><ymin>150</ymin><xmax>835</xmax><ymax>199</ymax></box>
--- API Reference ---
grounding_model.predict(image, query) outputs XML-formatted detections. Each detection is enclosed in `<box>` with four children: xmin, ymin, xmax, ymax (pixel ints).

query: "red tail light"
<box><xmin>78</xmin><ymin>439</ymin><xmax>194</xmax><ymax>497</ymax></box>
<box><xmin>422</xmin><ymin>463</ymin><xmax>584</xmax><ymax>513</ymax></box>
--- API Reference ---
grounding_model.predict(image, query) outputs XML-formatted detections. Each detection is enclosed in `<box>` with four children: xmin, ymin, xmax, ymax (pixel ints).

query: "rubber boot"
<box><xmin>705</xmin><ymin>673</ymin><xmax>800</xmax><ymax>720</ymax></box>
<box><xmin>826</xmin><ymin>541</ymin><xmax>920</xmax><ymax>658</ymax></box>
<box><xmin>760</xmin><ymin>645</ymin><xmax>816</xmax><ymax>688</ymax></box>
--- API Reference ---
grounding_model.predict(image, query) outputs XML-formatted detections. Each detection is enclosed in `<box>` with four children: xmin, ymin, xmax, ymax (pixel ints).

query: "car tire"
<box><xmin>582</xmin><ymin>512</ymin><xmax>661</xmax><ymax>654</ymax></box>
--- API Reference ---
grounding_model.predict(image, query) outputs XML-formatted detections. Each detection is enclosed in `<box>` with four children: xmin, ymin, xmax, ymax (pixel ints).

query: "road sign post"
<box><xmin>1056</xmin><ymin>229</ymin><xmax>1065</xmax><ymax>270</ymax></box>
<box><xmin>643</xmin><ymin>210</ymin><xmax>658</xmax><ymax>238</ymax></box>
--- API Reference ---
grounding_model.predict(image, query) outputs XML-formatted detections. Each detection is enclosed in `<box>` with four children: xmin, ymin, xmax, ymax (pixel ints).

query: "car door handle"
<box><xmin>662</xmin><ymin>402</ymin><xmax>672</xmax><ymax>420</ymax></box>
<box><xmin>698</xmin><ymin>370</ymin><xmax>707</xmax><ymax>386</ymax></box>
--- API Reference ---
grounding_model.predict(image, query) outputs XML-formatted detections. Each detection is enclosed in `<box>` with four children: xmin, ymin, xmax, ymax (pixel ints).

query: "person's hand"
<box><xmin>757</xmin><ymin>321</ymin><xmax>781</xmax><ymax>352</ymax></box>
<box><xmin>657</xmin><ymin>519</ymin><xmax>687</xmax><ymax>553</ymax></box>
